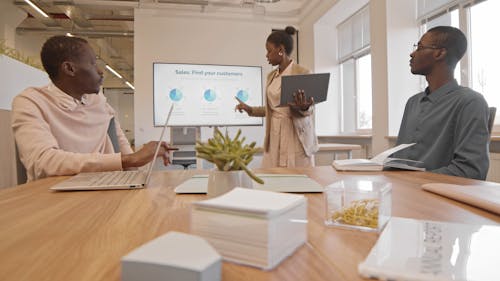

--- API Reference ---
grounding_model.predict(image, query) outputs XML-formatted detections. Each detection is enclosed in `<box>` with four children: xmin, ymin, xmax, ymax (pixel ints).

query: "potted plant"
<box><xmin>195</xmin><ymin>128</ymin><xmax>264</xmax><ymax>197</ymax></box>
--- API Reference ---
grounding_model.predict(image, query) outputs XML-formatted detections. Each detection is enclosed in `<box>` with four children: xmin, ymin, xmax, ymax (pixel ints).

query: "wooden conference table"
<box><xmin>0</xmin><ymin>166</ymin><xmax>499</xmax><ymax>281</ymax></box>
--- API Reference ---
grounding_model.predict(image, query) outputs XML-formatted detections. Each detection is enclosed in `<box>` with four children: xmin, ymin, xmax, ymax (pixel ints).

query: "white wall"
<box><xmin>297</xmin><ymin>0</ymin><xmax>338</xmax><ymax>69</ymax></box>
<box><xmin>386</xmin><ymin>0</ymin><xmax>421</xmax><ymax>136</ymax></box>
<box><xmin>309</xmin><ymin>0</ymin><xmax>369</xmax><ymax>135</ymax></box>
<box><xmin>371</xmin><ymin>0</ymin><xmax>420</xmax><ymax>154</ymax></box>
<box><xmin>0</xmin><ymin>1</ymin><xmax>50</xmax><ymax>112</ymax></box>
<box><xmin>0</xmin><ymin>55</ymin><xmax>48</xmax><ymax>110</ymax></box>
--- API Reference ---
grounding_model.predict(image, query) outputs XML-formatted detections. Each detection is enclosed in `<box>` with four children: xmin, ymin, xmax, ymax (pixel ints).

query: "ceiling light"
<box><xmin>105</xmin><ymin>64</ymin><xmax>123</xmax><ymax>79</ymax></box>
<box><xmin>24</xmin><ymin>0</ymin><xmax>49</xmax><ymax>18</ymax></box>
<box><xmin>125</xmin><ymin>81</ymin><xmax>135</xmax><ymax>90</ymax></box>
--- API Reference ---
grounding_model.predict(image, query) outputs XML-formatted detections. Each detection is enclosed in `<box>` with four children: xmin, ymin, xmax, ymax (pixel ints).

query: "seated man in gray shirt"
<box><xmin>393</xmin><ymin>26</ymin><xmax>489</xmax><ymax>180</ymax></box>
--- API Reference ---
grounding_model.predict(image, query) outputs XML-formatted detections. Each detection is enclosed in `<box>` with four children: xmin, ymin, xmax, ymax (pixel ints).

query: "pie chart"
<box><xmin>204</xmin><ymin>89</ymin><xmax>217</xmax><ymax>102</ymax></box>
<box><xmin>236</xmin><ymin>90</ymin><xmax>249</xmax><ymax>102</ymax></box>
<box><xmin>169</xmin><ymin>88</ymin><xmax>183</xmax><ymax>101</ymax></box>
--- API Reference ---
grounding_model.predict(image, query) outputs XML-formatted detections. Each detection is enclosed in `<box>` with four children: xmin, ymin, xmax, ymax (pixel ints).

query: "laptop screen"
<box><xmin>144</xmin><ymin>104</ymin><xmax>175</xmax><ymax>185</ymax></box>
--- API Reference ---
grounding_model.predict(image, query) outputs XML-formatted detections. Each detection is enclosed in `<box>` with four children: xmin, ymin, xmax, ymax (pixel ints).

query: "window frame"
<box><xmin>339</xmin><ymin>48</ymin><xmax>371</xmax><ymax>133</ymax></box>
<box><xmin>337</xmin><ymin>4</ymin><xmax>372</xmax><ymax>134</ymax></box>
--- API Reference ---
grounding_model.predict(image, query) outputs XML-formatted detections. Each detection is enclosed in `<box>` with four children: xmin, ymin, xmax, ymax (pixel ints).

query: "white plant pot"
<box><xmin>207</xmin><ymin>169</ymin><xmax>253</xmax><ymax>198</ymax></box>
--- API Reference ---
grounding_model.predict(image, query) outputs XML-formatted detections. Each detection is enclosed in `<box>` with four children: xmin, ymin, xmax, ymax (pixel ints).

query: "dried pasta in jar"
<box><xmin>331</xmin><ymin>199</ymin><xmax>379</xmax><ymax>228</ymax></box>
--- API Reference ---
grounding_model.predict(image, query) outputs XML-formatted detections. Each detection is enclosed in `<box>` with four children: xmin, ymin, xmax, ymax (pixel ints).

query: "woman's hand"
<box><xmin>288</xmin><ymin>89</ymin><xmax>314</xmax><ymax>112</ymax></box>
<box><xmin>234</xmin><ymin>97</ymin><xmax>252</xmax><ymax>115</ymax></box>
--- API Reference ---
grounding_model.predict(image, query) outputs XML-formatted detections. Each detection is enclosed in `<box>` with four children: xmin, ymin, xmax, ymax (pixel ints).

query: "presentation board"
<box><xmin>153</xmin><ymin>63</ymin><xmax>263</xmax><ymax>127</ymax></box>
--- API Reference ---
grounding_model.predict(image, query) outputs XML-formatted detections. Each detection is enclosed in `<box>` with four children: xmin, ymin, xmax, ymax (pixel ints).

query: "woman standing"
<box><xmin>235</xmin><ymin>26</ymin><xmax>318</xmax><ymax>168</ymax></box>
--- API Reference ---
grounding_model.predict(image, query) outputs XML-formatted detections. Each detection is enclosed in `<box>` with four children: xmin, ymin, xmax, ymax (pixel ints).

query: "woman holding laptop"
<box><xmin>235</xmin><ymin>26</ymin><xmax>318</xmax><ymax>168</ymax></box>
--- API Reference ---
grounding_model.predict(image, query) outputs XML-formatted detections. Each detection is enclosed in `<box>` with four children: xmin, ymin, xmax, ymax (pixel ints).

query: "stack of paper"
<box><xmin>191</xmin><ymin>187</ymin><xmax>307</xmax><ymax>270</ymax></box>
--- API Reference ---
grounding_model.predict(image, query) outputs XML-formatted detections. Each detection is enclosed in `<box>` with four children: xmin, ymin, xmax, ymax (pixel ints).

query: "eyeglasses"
<box><xmin>412</xmin><ymin>44</ymin><xmax>445</xmax><ymax>52</ymax></box>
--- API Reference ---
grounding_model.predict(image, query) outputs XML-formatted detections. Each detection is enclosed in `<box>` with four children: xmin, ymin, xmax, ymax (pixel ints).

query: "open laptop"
<box><xmin>51</xmin><ymin>104</ymin><xmax>174</xmax><ymax>191</ymax></box>
<box><xmin>280</xmin><ymin>73</ymin><xmax>330</xmax><ymax>106</ymax></box>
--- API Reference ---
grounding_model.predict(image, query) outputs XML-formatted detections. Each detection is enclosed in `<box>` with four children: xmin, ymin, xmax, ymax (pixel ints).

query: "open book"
<box><xmin>332</xmin><ymin>143</ymin><xmax>425</xmax><ymax>172</ymax></box>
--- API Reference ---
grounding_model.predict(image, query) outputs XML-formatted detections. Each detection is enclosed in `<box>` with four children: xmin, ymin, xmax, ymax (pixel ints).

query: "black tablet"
<box><xmin>280</xmin><ymin>73</ymin><xmax>330</xmax><ymax>106</ymax></box>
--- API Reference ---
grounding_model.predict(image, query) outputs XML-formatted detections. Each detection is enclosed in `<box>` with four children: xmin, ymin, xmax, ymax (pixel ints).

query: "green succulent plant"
<box><xmin>195</xmin><ymin>128</ymin><xmax>264</xmax><ymax>184</ymax></box>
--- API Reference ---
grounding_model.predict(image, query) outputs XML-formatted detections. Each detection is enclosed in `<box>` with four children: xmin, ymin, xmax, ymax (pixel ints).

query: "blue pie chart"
<box><xmin>169</xmin><ymin>88</ymin><xmax>183</xmax><ymax>101</ymax></box>
<box><xmin>236</xmin><ymin>90</ymin><xmax>249</xmax><ymax>102</ymax></box>
<box><xmin>204</xmin><ymin>89</ymin><xmax>217</xmax><ymax>102</ymax></box>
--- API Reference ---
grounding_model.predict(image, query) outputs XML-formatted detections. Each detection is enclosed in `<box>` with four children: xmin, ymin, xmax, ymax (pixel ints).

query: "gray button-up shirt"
<box><xmin>393</xmin><ymin>80</ymin><xmax>489</xmax><ymax>180</ymax></box>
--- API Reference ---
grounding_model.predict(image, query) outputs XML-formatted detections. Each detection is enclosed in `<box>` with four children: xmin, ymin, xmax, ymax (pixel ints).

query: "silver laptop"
<box><xmin>51</xmin><ymin>104</ymin><xmax>174</xmax><ymax>191</ymax></box>
<box><xmin>280</xmin><ymin>73</ymin><xmax>330</xmax><ymax>106</ymax></box>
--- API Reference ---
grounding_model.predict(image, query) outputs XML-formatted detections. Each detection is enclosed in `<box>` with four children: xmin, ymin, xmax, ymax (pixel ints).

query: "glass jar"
<box><xmin>324</xmin><ymin>179</ymin><xmax>392</xmax><ymax>232</ymax></box>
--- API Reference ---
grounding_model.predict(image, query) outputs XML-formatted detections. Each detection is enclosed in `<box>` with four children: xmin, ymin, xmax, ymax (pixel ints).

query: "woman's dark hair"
<box><xmin>266</xmin><ymin>26</ymin><xmax>296</xmax><ymax>56</ymax></box>
<box><xmin>427</xmin><ymin>26</ymin><xmax>467</xmax><ymax>68</ymax></box>
<box><xmin>40</xmin><ymin>35</ymin><xmax>88</xmax><ymax>80</ymax></box>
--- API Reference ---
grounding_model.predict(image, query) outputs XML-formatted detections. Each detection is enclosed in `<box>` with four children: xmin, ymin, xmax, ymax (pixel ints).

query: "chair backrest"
<box><xmin>488</xmin><ymin>107</ymin><xmax>496</xmax><ymax>135</ymax></box>
<box><xmin>107</xmin><ymin>117</ymin><xmax>120</xmax><ymax>153</ymax></box>
<box><xmin>15</xmin><ymin>144</ymin><xmax>27</xmax><ymax>184</ymax></box>
<box><xmin>0</xmin><ymin>109</ymin><xmax>26</xmax><ymax>188</ymax></box>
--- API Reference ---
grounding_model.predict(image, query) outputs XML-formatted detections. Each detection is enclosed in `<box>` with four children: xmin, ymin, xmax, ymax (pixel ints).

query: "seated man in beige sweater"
<box><xmin>12</xmin><ymin>35</ymin><xmax>172</xmax><ymax>181</ymax></box>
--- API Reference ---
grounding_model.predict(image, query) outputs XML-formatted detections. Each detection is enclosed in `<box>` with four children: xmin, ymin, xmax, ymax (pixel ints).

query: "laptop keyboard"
<box><xmin>88</xmin><ymin>171</ymin><xmax>143</xmax><ymax>186</ymax></box>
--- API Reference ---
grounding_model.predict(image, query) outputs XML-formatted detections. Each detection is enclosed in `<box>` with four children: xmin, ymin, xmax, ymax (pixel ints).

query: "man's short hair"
<box><xmin>428</xmin><ymin>26</ymin><xmax>467</xmax><ymax>68</ymax></box>
<box><xmin>40</xmin><ymin>35</ymin><xmax>88</xmax><ymax>80</ymax></box>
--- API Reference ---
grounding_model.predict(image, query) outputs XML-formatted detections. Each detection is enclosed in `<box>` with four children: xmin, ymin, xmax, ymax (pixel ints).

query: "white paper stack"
<box><xmin>191</xmin><ymin>187</ymin><xmax>307</xmax><ymax>270</ymax></box>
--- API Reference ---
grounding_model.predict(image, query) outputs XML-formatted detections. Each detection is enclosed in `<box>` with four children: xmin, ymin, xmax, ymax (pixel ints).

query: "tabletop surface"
<box><xmin>1</xmin><ymin>166</ymin><xmax>499</xmax><ymax>281</ymax></box>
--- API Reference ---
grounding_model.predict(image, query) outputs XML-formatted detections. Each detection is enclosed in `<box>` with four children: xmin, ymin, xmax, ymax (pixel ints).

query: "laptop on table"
<box><xmin>51</xmin><ymin>104</ymin><xmax>174</xmax><ymax>191</ymax></box>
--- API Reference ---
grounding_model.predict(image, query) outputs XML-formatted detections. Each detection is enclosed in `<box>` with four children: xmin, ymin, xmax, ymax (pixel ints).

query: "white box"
<box><xmin>122</xmin><ymin>231</ymin><xmax>221</xmax><ymax>281</ymax></box>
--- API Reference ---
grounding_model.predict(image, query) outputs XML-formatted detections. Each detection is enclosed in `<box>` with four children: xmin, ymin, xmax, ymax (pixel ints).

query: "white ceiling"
<box><xmin>13</xmin><ymin>0</ymin><xmax>315</xmax><ymax>88</ymax></box>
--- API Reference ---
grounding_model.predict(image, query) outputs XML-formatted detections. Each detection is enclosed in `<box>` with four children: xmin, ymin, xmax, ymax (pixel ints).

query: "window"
<box><xmin>356</xmin><ymin>54</ymin><xmax>372</xmax><ymax>130</ymax></box>
<box><xmin>470</xmin><ymin>0</ymin><xmax>500</xmax><ymax>127</ymax></box>
<box><xmin>418</xmin><ymin>0</ymin><xmax>499</xmax><ymax>129</ymax></box>
<box><xmin>338</xmin><ymin>5</ymin><xmax>371</xmax><ymax>132</ymax></box>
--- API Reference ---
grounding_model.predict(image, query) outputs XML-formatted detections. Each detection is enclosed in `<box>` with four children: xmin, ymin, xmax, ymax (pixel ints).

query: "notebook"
<box><xmin>50</xmin><ymin>104</ymin><xmax>174</xmax><ymax>191</ymax></box>
<box><xmin>358</xmin><ymin>217</ymin><xmax>500</xmax><ymax>281</ymax></box>
<box><xmin>422</xmin><ymin>183</ymin><xmax>500</xmax><ymax>215</ymax></box>
<box><xmin>174</xmin><ymin>174</ymin><xmax>324</xmax><ymax>194</ymax></box>
<box><xmin>280</xmin><ymin>73</ymin><xmax>330</xmax><ymax>106</ymax></box>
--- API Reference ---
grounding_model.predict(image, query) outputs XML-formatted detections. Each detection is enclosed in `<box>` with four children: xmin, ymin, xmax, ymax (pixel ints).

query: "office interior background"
<box><xmin>1</xmin><ymin>0</ymin><xmax>499</xmax><ymax>185</ymax></box>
